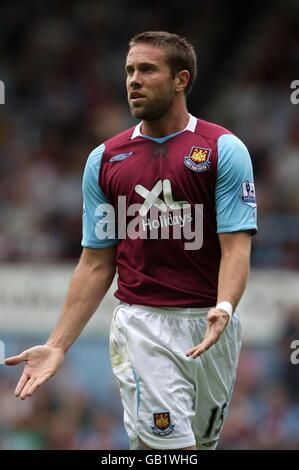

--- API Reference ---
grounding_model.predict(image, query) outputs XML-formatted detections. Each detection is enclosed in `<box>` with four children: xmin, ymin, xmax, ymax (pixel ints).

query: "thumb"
<box><xmin>5</xmin><ymin>351</ymin><xmax>28</xmax><ymax>366</ymax></box>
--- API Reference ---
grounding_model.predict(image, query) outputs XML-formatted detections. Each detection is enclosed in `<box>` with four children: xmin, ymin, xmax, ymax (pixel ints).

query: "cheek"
<box><xmin>159</xmin><ymin>81</ymin><xmax>175</xmax><ymax>99</ymax></box>
<box><xmin>152</xmin><ymin>79</ymin><xmax>170</xmax><ymax>94</ymax></box>
<box><xmin>160</xmin><ymin>77</ymin><xmax>174</xmax><ymax>91</ymax></box>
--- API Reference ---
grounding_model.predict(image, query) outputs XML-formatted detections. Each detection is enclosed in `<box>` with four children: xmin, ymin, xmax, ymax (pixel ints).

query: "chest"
<box><xmin>101</xmin><ymin>134</ymin><xmax>218</xmax><ymax>205</ymax></box>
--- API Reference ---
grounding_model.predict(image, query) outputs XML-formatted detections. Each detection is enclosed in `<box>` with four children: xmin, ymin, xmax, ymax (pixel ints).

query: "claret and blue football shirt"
<box><xmin>82</xmin><ymin>114</ymin><xmax>257</xmax><ymax>308</ymax></box>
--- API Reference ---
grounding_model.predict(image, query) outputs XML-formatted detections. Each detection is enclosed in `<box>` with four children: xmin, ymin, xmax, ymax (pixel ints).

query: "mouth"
<box><xmin>130</xmin><ymin>92</ymin><xmax>146</xmax><ymax>102</ymax></box>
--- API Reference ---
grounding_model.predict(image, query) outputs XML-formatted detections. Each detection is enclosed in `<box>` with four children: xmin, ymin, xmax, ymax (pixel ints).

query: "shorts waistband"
<box><xmin>120</xmin><ymin>302</ymin><xmax>211</xmax><ymax>318</ymax></box>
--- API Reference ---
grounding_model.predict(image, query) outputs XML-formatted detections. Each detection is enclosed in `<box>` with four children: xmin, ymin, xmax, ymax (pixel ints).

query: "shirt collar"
<box><xmin>131</xmin><ymin>113</ymin><xmax>197</xmax><ymax>140</ymax></box>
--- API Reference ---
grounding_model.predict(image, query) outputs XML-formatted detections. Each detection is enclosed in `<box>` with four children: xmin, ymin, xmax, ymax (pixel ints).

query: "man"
<box><xmin>6</xmin><ymin>31</ymin><xmax>257</xmax><ymax>450</ymax></box>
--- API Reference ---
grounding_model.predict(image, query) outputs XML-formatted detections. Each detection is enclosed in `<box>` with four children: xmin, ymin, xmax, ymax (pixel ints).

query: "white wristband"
<box><xmin>216</xmin><ymin>301</ymin><xmax>233</xmax><ymax>320</ymax></box>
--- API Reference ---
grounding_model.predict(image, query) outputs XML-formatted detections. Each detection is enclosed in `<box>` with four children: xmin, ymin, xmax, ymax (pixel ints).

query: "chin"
<box><xmin>130</xmin><ymin>107</ymin><xmax>146</xmax><ymax>119</ymax></box>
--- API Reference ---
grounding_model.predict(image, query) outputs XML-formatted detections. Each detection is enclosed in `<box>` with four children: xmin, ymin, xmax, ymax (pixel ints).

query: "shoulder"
<box><xmin>217</xmin><ymin>134</ymin><xmax>251</xmax><ymax>170</ymax></box>
<box><xmin>194</xmin><ymin>117</ymin><xmax>250</xmax><ymax>162</ymax></box>
<box><xmin>103</xmin><ymin>126</ymin><xmax>136</xmax><ymax>151</ymax></box>
<box><xmin>85</xmin><ymin>125</ymin><xmax>136</xmax><ymax>166</ymax></box>
<box><xmin>86</xmin><ymin>143</ymin><xmax>106</xmax><ymax>163</ymax></box>
<box><xmin>83</xmin><ymin>143</ymin><xmax>106</xmax><ymax>180</ymax></box>
<box><xmin>194</xmin><ymin>117</ymin><xmax>233</xmax><ymax>142</ymax></box>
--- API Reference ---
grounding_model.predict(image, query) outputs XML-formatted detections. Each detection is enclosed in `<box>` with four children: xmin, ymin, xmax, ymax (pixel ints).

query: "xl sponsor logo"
<box><xmin>93</xmin><ymin>179</ymin><xmax>203</xmax><ymax>250</ymax></box>
<box><xmin>135</xmin><ymin>179</ymin><xmax>190</xmax><ymax>215</ymax></box>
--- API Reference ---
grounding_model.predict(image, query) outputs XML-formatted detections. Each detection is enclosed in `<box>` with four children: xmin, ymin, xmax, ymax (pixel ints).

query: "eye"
<box><xmin>141</xmin><ymin>65</ymin><xmax>155</xmax><ymax>73</ymax></box>
<box><xmin>126</xmin><ymin>66</ymin><xmax>134</xmax><ymax>75</ymax></box>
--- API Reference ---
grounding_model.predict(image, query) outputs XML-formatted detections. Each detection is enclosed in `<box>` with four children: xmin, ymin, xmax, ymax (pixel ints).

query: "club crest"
<box><xmin>151</xmin><ymin>412</ymin><xmax>175</xmax><ymax>436</ymax></box>
<box><xmin>184</xmin><ymin>146</ymin><xmax>211</xmax><ymax>172</ymax></box>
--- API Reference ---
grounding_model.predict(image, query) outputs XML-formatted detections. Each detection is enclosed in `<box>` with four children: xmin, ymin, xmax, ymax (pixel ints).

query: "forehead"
<box><xmin>126</xmin><ymin>43</ymin><xmax>168</xmax><ymax>66</ymax></box>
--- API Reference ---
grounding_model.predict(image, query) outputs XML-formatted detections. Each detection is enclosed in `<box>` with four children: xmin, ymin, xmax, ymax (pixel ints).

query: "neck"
<box><xmin>141</xmin><ymin>102</ymin><xmax>189</xmax><ymax>138</ymax></box>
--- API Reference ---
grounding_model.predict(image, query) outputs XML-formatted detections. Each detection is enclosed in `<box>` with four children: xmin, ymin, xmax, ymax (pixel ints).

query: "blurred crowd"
<box><xmin>0</xmin><ymin>369</ymin><xmax>128</xmax><ymax>450</ymax></box>
<box><xmin>1</xmin><ymin>305</ymin><xmax>299</xmax><ymax>450</ymax></box>
<box><xmin>0</xmin><ymin>337</ymin><xmax>129</xmax><ymax>450</ymax></box>
<box><xmin>221</xmin><ymin>306</ymin><xmax>299</xmax><ymax>449</ymax></box>
<box><xmin>0</xmin><ymin>0</ymin><xmax>298</xmax><ymax>265</ymax></box>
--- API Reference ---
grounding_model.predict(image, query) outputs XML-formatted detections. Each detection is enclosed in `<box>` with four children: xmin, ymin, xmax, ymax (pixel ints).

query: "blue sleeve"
<box><xmin>81</xmin><ymin>144</ymin><xmax>118</xmax><ymax>248</ymax></box>
<box><xmin>216</xmin><ymin>134</ymin><xmax>257</xmax><ymax>234</ymax></box>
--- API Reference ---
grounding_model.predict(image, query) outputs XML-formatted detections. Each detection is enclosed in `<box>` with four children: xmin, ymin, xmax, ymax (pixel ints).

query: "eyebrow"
<box><xmin>125</xmin><ymin>62</ymin><xmax>158</xmax><ymax>71</ymax></box>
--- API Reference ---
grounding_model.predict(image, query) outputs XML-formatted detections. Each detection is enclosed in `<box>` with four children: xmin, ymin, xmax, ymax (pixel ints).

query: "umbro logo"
<box><xmin>110</xmin><ymin>152</ymin><xmax>133</xmax><ymax>162</ymax></box>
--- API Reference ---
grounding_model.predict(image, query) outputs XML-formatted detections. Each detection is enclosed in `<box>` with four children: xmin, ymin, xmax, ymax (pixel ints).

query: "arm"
<box><xmin>217</xmin><ymin>231</ymin><xmax>251</xmax><ymax>309</ymax></box>
<box><xmin>186</xmin><ymin>231</ymin><xmax>251</xmax><ymax>358</ymax></box>
<box><xmin>5</xmin><ymin>246</ymin><xmax>116</xmax><ymax>398</ymax></box>
<box><xmin>47</xmin><ymin>246</ymin><xmax>116</xmax><ymax>351</ymax></box>
<box><xmin>186</xmin><ymin>134</ymin><xmax>256</xmax><ymax>359</ymax></box>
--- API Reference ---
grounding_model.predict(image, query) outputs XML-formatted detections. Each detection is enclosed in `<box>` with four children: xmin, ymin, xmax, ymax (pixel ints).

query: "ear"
<box><xmin>174</xmin><ymin>70</ymin><xmax>190</xmax><ymax>93</ymax></box>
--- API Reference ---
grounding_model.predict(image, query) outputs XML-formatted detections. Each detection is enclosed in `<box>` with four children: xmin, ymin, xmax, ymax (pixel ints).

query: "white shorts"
<box><xmin>109</xmin><ymin>302</ymin><xmax>242</xmax><ymax>450</ymax></box>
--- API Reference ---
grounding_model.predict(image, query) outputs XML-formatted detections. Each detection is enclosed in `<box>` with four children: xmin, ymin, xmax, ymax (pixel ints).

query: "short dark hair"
<box><xmin>128</xmin><ymin>31</ymin><xmax>197</xmax><ymax>96</ymax></box>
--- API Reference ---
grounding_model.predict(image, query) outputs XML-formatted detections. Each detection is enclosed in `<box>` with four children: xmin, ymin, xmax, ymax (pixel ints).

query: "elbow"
<box><xmin>77</xmin><ymin>256</ymin><xmax>116</xmax><ymax>284</ymax></box>
<box><xmin>220</xmin><ymin>233</ymin><xmax>252</xmax><ymax>262</ymax></box>
<box><xmin>221</xmin><ymin>248</ymin><xmax>251</xmax><ymax>266</ymax></box>
<box><xmin>90</xmin><ymin>263</ymin><xmax>116</xmax><ymax>282</ymax></box>
<box><xmin>83</xmin><ymin>263</ymin><xmax>116</xmax><ymax>291</ymax></box>
<box><xmin>104</xmin><ymin>266</ymin><xmax>116</xmax><ymax>285</ymax></box>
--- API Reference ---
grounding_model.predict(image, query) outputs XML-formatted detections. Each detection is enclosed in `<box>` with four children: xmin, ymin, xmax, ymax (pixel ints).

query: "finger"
<box><xmin>15</xmin><ymin>374</ymin><xmax>30</xmax><ymax>397</ymax></box>
<box><xmin>5</xmin><ymin>351</ymin><xmax>28</xmax><ymax>366</ymax></box>
<box><xmin>25</xmin><ymin>373</ymin><xmax>51</xmax><ymax>397</ymax></box>
<box><xmin>186</xmin><ymin>336</ymin><xmax>217</xmax><ymax>359</ymax></box>
<box><xmin>19</xmin><ymin>377</ymin><xmax>37</xmax><ymax>400</ymax></box>
<box><xmin>186</xmin><ymin>344</ymin><xmax>206</xmax><ymax>358</ymax></box>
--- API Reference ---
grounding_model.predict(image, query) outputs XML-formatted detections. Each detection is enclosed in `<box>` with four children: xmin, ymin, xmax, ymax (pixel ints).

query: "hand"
<box><xmin>5</xmin><ymin>345</ymin><xmax>65</xmax><ymax>399</ymax></box>
<box><xmin>186</xmin><ymin>307</ymin><xmax>230</xmax><ymax>359</ymax></box>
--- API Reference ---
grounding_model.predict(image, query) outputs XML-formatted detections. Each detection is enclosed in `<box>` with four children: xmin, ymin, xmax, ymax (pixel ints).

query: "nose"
<box><xmin>128</xmin><ymin>70</ymin><xmax>142</xmax><ymax>89</ymax></box>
